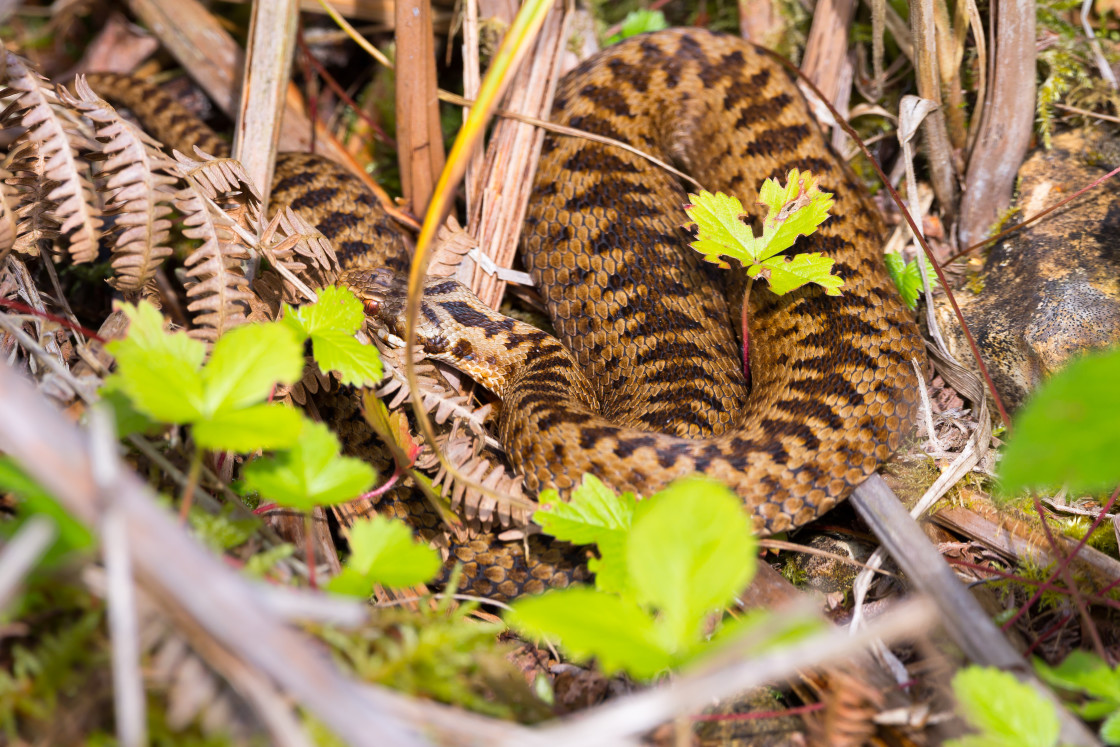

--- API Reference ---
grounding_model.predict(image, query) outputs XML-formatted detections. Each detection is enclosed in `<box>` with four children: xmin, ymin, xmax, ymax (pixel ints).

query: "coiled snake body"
<box><xmin>91</xmin><ymin>29</ymin><xmax>924</xmax><ymax>597</ymax></box>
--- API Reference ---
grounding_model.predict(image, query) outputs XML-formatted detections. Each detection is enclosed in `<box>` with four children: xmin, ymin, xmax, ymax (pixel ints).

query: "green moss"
<box><xmin>314</xmin><ymin>602</ymin><xmax>551</xmax><ymax>721</ymax></box>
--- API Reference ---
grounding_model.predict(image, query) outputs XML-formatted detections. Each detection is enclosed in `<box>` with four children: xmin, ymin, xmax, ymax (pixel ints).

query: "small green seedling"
<box><xmin>103</xmin><ymin>300</ymin><xmax>305</xmax><ymax>452</ymax></box>
<box><xmin>327</xmin><ymin>515</ymin><xmax>442</xmax><ymax>597</ymax></box>
<box><xmin>683</xmin><ymin>169</ymin><xmax>841</xmax><ymax>297</ymax></box>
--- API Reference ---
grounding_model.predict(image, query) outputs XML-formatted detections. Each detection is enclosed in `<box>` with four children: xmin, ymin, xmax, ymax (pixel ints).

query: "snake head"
<box><xmin>338</xmin><ymin>268</ymin><xmax>474</xmax><ymax>355</ymax></box>
<box><xmin>338</xmin><ymin>267</ymin><xmax>409</xmax><ymax>341</ymax></box>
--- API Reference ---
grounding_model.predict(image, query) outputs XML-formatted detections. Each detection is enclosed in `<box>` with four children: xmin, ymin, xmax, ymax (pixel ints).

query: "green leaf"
<box><xmin>192</xmin><ymin>403</ymin><xmax>305</xmax><ymax>452</ymax></box>
<box><xmin>200</xmin><ymin>323</ymin><xmax>304</xmax><ymax>414</ymax></box>
<box><xmin>241</xmin><ymin>420</ymin><xmax>376</xmax><ymax>510</ymax></box>
<box><xmin>533</xmin><ymin>475</ymin><xmax>636</xmax><ymax>544</ymax></box>
<box><xmin>947</xmin><ymin>667</ymin><xmax>1060</xmax><ymax>747</ymax></box>
<box><xmin>626</xmin><ymin>476</ymin><xmax>756</xmax><ymax>648</ymax></box>
<box><xmin>1101</xmin><ymin>710</ymin><xmax>1120</xmax><ymax>745</ymax></box>
<box><xmin>507</xmin><ymin>587</ymin><xmax>672</xmax><ymax>678</ymax></box>
<box><xmin>106</xmin><ymin>302</ymin><xmax>207</xmax><ymax>424</ymax></box>
<box><xmin>106</xmin><ymin>349</ymin><xmax>204</xmax><ymax>424</ymax></box>
<box><xmin>282</xmin><ymin>286</ymin><xmax>383</xmax><ymax>388</ymax></box>
<box><xmin>109</xmin><ymin>300</ymin><xmax>206</xmax><ymax>367</ymax></box>
<box><xmin>606</xmin><ymin>9</ymin><xmax>668</xmax><ymax>44</ymax></box>
<box><xmin>998</xmin><ymin>347</ymin><xmax>1120</xmax><ymax>496</ymax></box>
<box><xmin>310</xmin><ymin>331</ymin><xmax>383</xmax><ymax>388</ymax></box>
<box><xmin>1035</xmin><ymin>650</ymin><xmax>1120</xmax><ymax>704</ymax></box>
<box><xmin>884</xmin><ymin>251</ymin><xmax>938</xmax><ymax>309</ymax></box>
<box><xmin>683</xmin><ymin>173</ymin><xmax>840</xmax><ymax>296</ymax></box>
<box><xmin>750</xmin><ymin>252</ymin><xmax>843</xmax><ymax>296</ymax></box>
<box><xmin>327</xmin><ymin>515</ymin><xmax>440</xmax><ymax>595</ymax></box>
<box><xmin>755</xmin><ymin>168</ymin><xmax>834</xmax><ymax>260</ymax></box>
<box><xmin>283</xmin><ymin>285</ymin><xmax>366</xmax><ymax>337</ymax></box>
<box><xmin>683</xmin><ymin>191</ymin><xmax>762</xmax><ymax>269</ymax></box>
<box><xmin>533</xmin><ymin>475</ymin><xmax>638</xmax><ymax>594</ymax></box>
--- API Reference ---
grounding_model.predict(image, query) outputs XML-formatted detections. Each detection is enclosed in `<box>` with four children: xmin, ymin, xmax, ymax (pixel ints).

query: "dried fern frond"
<box><xmin>430</xmin><ymin>431</ymin><xmax>530</xmax><ymax>528</ymax></box>
<box><xmin>174</xmin><ymin>150</ymin><xmax>339</xmax><ymax>305</ymax></box>
<box><xmin>0</xmin><ymin>164</ymin><xmax>18</xmax><ymax>252</ymax></box>
<box><xmin>4</xmin><ymin>142</ymin><xmax>58</xmax><ymax>257</ymax></box>
<box><xmin>171</xmin><ymin>154</ymin><xmax>256</xmax><ymax>341</ymax></box>
<box><xmin>376</xmin><ymin>345</ymin><xmax>498</xmax><ymax>447</ymax></box>
<box><xmin>257</xmin><ymin>207</ymin><xmax>338</xmax><ymax>301</ymax></box>
<box><xmin>1</xmin><ymin>49</ymin><xmax>101</xmax><ymax>262</ymax></box>
<box><xmin>59</xmin><ymin>77</ymin><xmax>178</xmax><ymax>291</ymax></box>
<box><xmin>428</xmin><ymin>219</ymin><xmax>475</xmax><ymax>278</ymax></box>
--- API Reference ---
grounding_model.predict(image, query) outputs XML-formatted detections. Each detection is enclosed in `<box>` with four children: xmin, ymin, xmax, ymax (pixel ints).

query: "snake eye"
<box><xmin>362</xmin><ymin>298</ymin><xmax>381</xmax><ymax>316</ymax></box>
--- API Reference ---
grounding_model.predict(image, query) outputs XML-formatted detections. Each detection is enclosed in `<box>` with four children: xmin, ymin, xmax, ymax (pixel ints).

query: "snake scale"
<box><xmin>90</xmin><ymin>28</ymin><xmax>924</xmax><ymax>599</ymax></box>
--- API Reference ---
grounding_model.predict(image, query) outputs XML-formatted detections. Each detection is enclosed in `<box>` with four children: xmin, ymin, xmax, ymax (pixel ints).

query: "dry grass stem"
<box><xmin>909</xmin><ymin>0</ymin><xmax>958</xmax><ymax>218</ymax></box>
<box><xmin>235</xmin><ymin>0</ymin><xmax>299</xmax><ymax>211</ymax></box>
<box><xmin>801</xmin><ymin>0</ymin><xmax>857</xmax><ymax>104</ymax></box>
<box><xmin>459</xmin><ymin>5</ymin><xmax>568</xmax><ymax>307</ymax></box>
<box><xmin>533</xmin><ymin>599</ymin><xmax>938</xmax><ymax>746</ymax></box>
<box><xmin>395</xmin><ymin>0</ymin><xmax>446</xmax><ymax>213</ymax></box>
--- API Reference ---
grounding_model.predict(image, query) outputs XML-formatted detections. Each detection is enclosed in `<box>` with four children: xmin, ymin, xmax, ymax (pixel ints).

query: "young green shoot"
<box><xmin>683</xmin><ymin>169</ymin><xmax>840</xmax><ymax>379</ymax></box>
<box><xmin>103</xmin><ymin>301</ymin><xmax>305</xmax><ymax>520</ymax></box>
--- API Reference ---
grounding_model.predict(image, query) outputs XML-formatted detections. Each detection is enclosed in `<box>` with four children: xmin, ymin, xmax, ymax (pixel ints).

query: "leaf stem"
<box><xmin>178</xmin><ymin>445</ymin><xmax>204</xmax><ymax>524</ymax></box>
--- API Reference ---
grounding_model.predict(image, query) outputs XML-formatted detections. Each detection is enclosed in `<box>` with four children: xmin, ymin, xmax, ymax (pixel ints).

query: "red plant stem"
<box><xmin>0</xmin><ymin>296</ymin><xmax>106</xmax><ymax>342</ymax></box>
<box><xmin>1000</xmin><ymin>484</ymin><xmax>1120</xmax><ymax>632</ymax></box>
<box><xmin>295</xmin><ymin>29</ymin><xmax>396</xmax><ymax>149</ymax></box>
<box><xmin>944</xmin><ymin>164</ymin><xmax>1120</xmax><ymax>264</ymax></box>
<box><xmin>1025</xmin><ymin>612</ymin><xmax>1075</xmax><ymax>657</ymax></box>
<box><xmin>1030</xmin><ymin>495</ymin><xmax>1108</xmax><ymax>661</ymax></box>
<box><xmin>945</xmin><ymin>557</ymin><xmax>1120</xmax><ymax>612</ymax></box>
<box><xmin>760</xmin><ymin>48</ymin><xmax>1013</xmax><ymax>430</ymax></box>
<box><xmin>741</xmin><ymin>276</ymin><xmax>754</xmax><ymax>384</ymax></box>
<box><xmin>360</xmin><ymin>462</ymin><xmax>404</xmax><ymax>501</ymax></box>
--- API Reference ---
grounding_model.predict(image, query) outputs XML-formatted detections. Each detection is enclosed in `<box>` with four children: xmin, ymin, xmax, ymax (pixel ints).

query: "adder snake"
<box><xmin>90</xmin><ymin>28</ymin><xmax>924</xmax><ymax>596</ymax></box>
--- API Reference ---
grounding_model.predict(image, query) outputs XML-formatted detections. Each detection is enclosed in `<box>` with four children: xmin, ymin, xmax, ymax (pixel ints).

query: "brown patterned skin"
<box><xmin>85</xmin><ymin>71</ymin><xmax>589</xmax><ymax>599</ymax></box>
<box><xmin>346</xmin><ymin>29</ymin><xmax>924</xmax><ymax>536</ymax></box>
<box><xmin>90</xmin><ymin>28</ymin><xmax>924</xmax><ymax>592</ymax></box>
